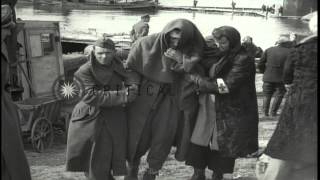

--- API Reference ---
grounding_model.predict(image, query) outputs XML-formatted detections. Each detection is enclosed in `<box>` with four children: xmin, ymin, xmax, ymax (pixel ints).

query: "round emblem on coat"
<box><xmin>52</xmin><ymin>75</ymin><xmax>84</xmax><ymax>104</ymax></box>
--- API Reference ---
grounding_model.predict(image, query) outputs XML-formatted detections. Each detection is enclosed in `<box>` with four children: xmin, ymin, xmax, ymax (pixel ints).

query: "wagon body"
<box><xmin>10</xmin><ymin>20</ymin><xmax>68</xmax><ymax>152</ymax></box>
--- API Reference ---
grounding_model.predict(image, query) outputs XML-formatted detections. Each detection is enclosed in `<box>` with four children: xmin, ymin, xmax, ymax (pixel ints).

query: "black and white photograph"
<box><xmin>1</xmin><ymin>0</ymin><xmax>317</xmax><ymax>179</ymax></box>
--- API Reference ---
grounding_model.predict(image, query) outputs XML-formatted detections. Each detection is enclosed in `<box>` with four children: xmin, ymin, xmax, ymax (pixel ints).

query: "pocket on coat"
<box><xmin>71</xmin><ymin>101</ymin><xmax>99</xmax><ymax>122</ymax></box>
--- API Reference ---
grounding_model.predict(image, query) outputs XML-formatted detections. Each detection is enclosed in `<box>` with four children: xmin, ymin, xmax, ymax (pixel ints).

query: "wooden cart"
<box><xmin>8</xmin><ymin>20</ymin><xmax>70</xmax><ymax>152</ymax></box>
<box><xmin>16</xmin><ymin>97</ymin><xmax>62</xmax><ymax>152</ymax></box>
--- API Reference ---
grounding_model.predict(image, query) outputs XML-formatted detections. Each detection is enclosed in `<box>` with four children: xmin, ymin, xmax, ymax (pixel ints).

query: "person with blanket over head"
<box><xmin>124</xmin><ymin>19</ymin><xmax>207</xmax><ymax>180</ymax></box>
<box><xmin>66</xmin><ymin>38</ymin><xmax>139</xmax><ymax>180</ymax></box>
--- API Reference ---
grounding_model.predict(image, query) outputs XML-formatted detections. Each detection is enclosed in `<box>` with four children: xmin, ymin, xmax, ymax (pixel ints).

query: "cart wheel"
<box><xmin>31</xmin><ymin>117</ymin><xmax>54</xmax><ymax>153</ymax></box>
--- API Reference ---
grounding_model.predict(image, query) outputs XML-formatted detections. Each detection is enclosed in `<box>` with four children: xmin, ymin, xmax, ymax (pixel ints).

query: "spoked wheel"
<box><xmin>31</xmin><ymin>117</ymin><xmax>54</xmax><ymax>152</ymax></box>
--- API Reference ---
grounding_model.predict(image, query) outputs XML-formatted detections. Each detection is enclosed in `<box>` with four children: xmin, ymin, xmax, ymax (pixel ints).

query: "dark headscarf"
<box><xmin>210</xmin><ymin>26</ymin><xmax>244</xmax><ymax>78</ymax></box>
<box><xmin>126</xmin><ymin>19</ymin><xmax>206</xmax><ymax>83</ymax></box>
<box><xmin>212</xmin><ymin>26</ymin><xmax>242</xmax><ymax>55</ymax></box>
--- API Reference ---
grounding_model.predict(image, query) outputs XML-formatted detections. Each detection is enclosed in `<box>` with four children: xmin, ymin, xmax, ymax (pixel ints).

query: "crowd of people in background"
<box><xmin>1</xmin><ymin>0</ymin><xmax>318</xmax><ymax>180</ymax></box>
<box><xmin>261</xmin><ymin>4</ymin><xmax>283</xmax><ymax>16</ymax></box>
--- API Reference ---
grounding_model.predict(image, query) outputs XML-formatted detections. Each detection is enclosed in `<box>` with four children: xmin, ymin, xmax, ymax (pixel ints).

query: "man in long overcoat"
<box><xmin>124</xmin><ymin>19</ymin><xmax>207</xmax><ymax>180</ymax></box>
<box><xmin>1</xmin><ymin>3</ymin><xmax>32</xmax><ymax>180</ymax></box>
<box><xmin>257</xmin><ymin>35</ymin><xmax>292</xmax><ymax>117</ymax></box>
<box><xmin>66</xmin><ymin>38</ymin><xmax>139</xmax><ymax>180</ymax></box>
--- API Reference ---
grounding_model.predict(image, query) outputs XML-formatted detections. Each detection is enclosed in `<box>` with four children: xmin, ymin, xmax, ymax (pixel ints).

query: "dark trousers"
<box><xmin>133</xmin><ymin>96</ymin><xmax>178</xmax><ymax>171</ymax></box>
<box><xmin>186</xmin><ymin>143</ymin><xmax>236</xmax><ymax>174</ymax></box>
<box><xmin>262</xmin><ymin>82</ymin><xmax>286</xmax><ymax>115</ymax></box>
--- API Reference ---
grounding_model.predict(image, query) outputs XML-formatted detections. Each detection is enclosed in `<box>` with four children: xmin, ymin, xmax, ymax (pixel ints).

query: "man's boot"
<box><xmin>270</xmin><ymin>95</ymin><xmax>284</xmax><ymax>117</ymax></box>
<box><xmin>124</xmin><ymin>159</ymin><xmax>140</xmax><ymax>180</ymax></box>
<box><xmin>190</xmin><ymin>168</ymin><xmax>205</xmax><ymax>180</ymax></box>
<box><xmin>108</xmin><ymin>173</ymin><xmax>115</xmax><ymax>180</ymax></box>
<box><xmin>262</xmin><ymin>95</ymin><xmax>272</xmax><ymax>117</ymax></box>
<box><xmin>142</xmin><ymin>168</ymin><xmax>159</xmax><ymax>180</ymax></box>
<box><xmin>211</xmin><ymin>170</ymin><xmax>223</xmax><ymax>180</ymax></box>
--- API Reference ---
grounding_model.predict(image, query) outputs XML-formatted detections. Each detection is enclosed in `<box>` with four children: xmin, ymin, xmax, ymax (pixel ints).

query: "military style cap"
<box><xmin>141</xmin><ymin>14</ymin><xmax>150</xmax><ymax>19</ymax></box>
<box><xmin>93</xmin><ymin>37</ymin><xmax>115</xmax><ymax>50</ymax></box>
<box><xmin>2</xmin><ymin>5</ymin><xmax>13</xmax><ymax>27</ymax></box>
<box><xmin>276</xmin><ymin>34</ymin><xmax>290</xmax><ymax>44</ymax></box>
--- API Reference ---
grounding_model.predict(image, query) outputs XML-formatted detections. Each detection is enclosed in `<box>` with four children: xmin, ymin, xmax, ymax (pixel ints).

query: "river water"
<box><xmin>15</xmin><ymin>1</ymin><xmax>311</xmax><ymax>50</ymax></box>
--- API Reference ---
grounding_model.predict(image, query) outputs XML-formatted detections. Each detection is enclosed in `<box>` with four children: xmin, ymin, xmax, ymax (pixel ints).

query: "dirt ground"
<box><xmin>25</xmin><ymin>74</ymin><xmax>281</xmax><ymax>180</ymax></box>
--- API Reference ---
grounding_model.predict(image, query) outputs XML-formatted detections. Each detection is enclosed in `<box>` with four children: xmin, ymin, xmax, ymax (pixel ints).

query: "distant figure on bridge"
<box><xmin>278</xmin><ymin>5</ymin><xmax>283</xmax><ymax>16</ymax></box>
<box><xmin>193</xmin><ymin>0</ymin><xmax>198</xmax><ymax>8</ymax></box>
<box><xmin>257</xmin><ymin>35</ymin><xmax>292</xmax><ymax>117</ymax></box>
<box><xmin>231</xmin><ymin>0</ymin><xmax>236</xmax><ymax>11</ymax></box>
<box><xmin>289</xmin><ymin>32</ymin><xmax>298</xmax><ymax>46</ymax></box>
<box><xmin>241</xmin><ymin>36</ymin><xmax>263</xmax><ymax>59</ymax></box>
<box><xmin>130</xmin><ymin>14</ymin><xmax>150</xmax><ymax>43</ymax></box>
<box><xmin>261</xmin><ymin>4</ymin><xmax>266</xmax><ymax>12</ymax></box>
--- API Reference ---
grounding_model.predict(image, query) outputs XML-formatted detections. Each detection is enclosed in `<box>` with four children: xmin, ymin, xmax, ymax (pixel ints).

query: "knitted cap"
<box><xmin>93</xmin><ymin>37</ymin><xmax>115</xmax><ymax>50</ymax></box>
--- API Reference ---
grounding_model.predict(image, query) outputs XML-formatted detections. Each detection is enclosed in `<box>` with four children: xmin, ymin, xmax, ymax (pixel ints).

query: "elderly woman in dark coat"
<box><xmin>185</xmin><ymin>26</ymin><xmax>259</xmax><ymax>180</ymax></box>
<box><xmin>261</xmin><ymin>12</ymin><xmax>317</xmax><ymax>180</ymax></box>
<box><xmin>66</xmin><ymin>38</ymin><xmax>138</xmax><ymax>180</ymax></box>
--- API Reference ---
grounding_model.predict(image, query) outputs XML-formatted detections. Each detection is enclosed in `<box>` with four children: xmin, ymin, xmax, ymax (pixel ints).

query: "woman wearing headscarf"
<box><xmin>185</xmin><ymin>26</ymin><xmax>259</xmax><ymax>180</ymax></box>
<box><xmin>125</xmin><ymin>19</ymin><xmax>206</xmax><ymax>180</ymax></box>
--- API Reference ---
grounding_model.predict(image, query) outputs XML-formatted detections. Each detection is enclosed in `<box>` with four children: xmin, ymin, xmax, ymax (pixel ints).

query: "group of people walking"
<box><xmin>65</xmin><ymin>11</ymin><xmax>318</xmax><ymax>180</ymax></box>
<box><xmin>66</xmin><ymin>18</ymin><xmax>260</xmax><ymax>180</ymax></box>
<box><xmin>1</xmin><ymin>0</ymin><xmax>317</xmax><ymax>180</ymax></box>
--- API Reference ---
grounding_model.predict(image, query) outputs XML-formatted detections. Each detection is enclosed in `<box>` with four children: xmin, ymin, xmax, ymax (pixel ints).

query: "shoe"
<box><xmin>190</xmin><ymin>168</ymin><xmax>205</xmax><ymax>180</ymax></box>
<box><xmin>211</xmin><ymin>172</ymin><xmax>223</xmax><ymax>180</ymax></box>
<box><xmin>262</xmin><ymin>95</ymin><xmax>272</xmax><ymax>117</ymax></box>
<box><xmin>108</xmin><ymin>173</ymin><xmax>115</xmax><ymax>180</ymax></box>
<box><xmin>270</xmin><ymin>95</ymin><xmax>284</xmax><ymax>116</ymax></box>
<box><xmin>124</xmin><ymin>159</ymin><xmax>140</xmax><ymax>180</ymax></box>
<box><xmin>142</xmin><ymin>168</ymin><xmax>158</xmax><ymax>180</ymax></box>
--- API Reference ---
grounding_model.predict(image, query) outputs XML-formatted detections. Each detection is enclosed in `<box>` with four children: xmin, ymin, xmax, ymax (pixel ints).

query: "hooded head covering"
<box><xmin>209</xmin><ymin>26</ymin><xmax>244</xmax><ymax>78</ymax></box>
<box><xmin>126</xmin><ymin>19</ymin><xmax>206</xmax><ymax>83</ymax></box>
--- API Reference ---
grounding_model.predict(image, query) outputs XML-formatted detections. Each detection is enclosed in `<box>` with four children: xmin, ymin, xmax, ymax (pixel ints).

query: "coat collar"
<box><xmin>297</xmin><ymin>34</ymin><xmax>317</xmax><ymax>45</ymax></box>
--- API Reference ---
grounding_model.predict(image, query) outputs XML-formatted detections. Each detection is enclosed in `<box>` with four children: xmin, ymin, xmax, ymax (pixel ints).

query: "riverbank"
<box><xmin>157</xmin><ymin>5</ymin><xmax>302</xmax><ymax>19</ymax></box>
<box><xmin>158</xmin><ymin>5</ymin><xmax>265</xmax><ymax>17</ymax></box>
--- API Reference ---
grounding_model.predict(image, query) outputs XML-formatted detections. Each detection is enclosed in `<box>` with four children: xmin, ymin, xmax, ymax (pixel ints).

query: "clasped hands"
<box><xmin>185</xmin><ymin>74</ymin><xmax>203</xmax><ymax>86</ymax></box>
<box><xmin>164</xmin><ymin>48</ymin><xmax>183</xmax><ymax>64</ymax></box>
<box><xmin>126</xmin><ymin>84</ymin><xmax>139</xmax><ymax>103</ymax></box>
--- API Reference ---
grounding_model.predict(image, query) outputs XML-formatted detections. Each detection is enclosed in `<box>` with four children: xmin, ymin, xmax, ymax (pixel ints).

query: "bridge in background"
<box><xmin>283</xmin><ymin>0</ymin><xmax>317</xmax><ymax>16</ymax></box>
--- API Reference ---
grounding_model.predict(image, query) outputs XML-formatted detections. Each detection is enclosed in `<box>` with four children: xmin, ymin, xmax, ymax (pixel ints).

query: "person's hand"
<box><xmin>285</xmin><ymin>84</ymin><xmax>293</xmax><ymax>91</ymax></box>
<box><xmin>126</xmin><ymin>84</ymin><xmax>139</xmax><ymax>103</ymax></box>
<box><xmin>164</xmin><ymin>48</ymin><xmax>183</xmax><ymax>64</ymax></box>
<box><xmin>185</xmin><ymin>74</ymin><xmax>202</xmax><ymax>85</ymax></box>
